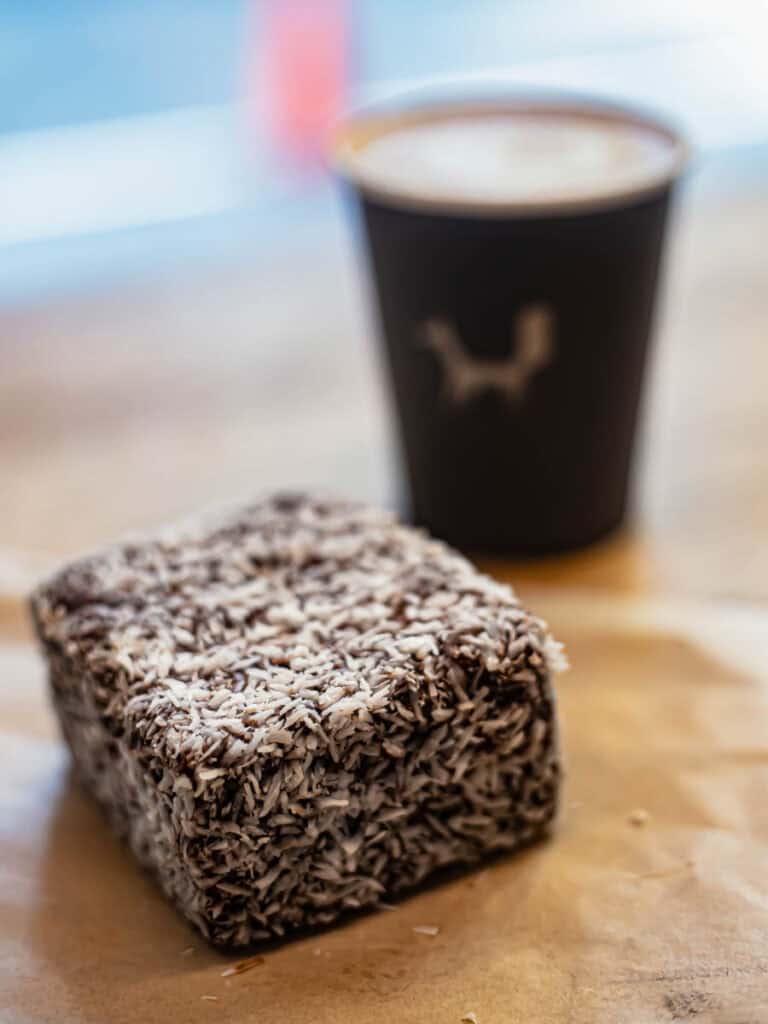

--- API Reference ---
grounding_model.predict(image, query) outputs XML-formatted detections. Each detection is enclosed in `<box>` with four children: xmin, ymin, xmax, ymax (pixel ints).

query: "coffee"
<box><xmin>336</xmin><ymin>101</ymin><xmax>683</xmax><ymax>213</ymax></box>
<box><xmin>335</xmin><ymin>96</ymin><xmax>686</xmax><ymax>554</ymax></box>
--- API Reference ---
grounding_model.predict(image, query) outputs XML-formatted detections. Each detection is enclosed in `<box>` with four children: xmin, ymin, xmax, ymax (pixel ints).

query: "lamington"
<box><xmin>31</xmin><ymin>494</ymin><xmax>564</xmax><ymax>947</ymax></box>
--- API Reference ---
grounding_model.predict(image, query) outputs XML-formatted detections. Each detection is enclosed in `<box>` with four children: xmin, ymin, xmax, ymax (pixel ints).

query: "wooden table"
<box><xmin>2</xmin><ymin>148</ymin><xmax>768</xmax><ymax>613</ymax></box>
<box><xmin>2</xmin><ymin>146</ymin><xmax>768</xmax><ymax>1022</ymax></box>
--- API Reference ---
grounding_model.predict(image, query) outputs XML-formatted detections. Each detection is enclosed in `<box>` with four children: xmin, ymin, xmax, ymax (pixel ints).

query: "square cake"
<box><xmin>31</xmin><ymin>494</ymin><xmax>564</xmax><ymax>947</ymax></box>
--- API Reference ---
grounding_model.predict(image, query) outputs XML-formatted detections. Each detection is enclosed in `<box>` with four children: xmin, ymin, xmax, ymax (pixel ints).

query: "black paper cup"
<box><xmin>335</xmin><ymin>93</ymin><xmax>687</xmax><ymax>554</ymax></box>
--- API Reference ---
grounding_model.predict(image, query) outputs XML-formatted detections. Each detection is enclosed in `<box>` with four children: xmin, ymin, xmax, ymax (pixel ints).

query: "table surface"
<box><xmin>1</xmin><ymin>141</ymin><xmax>767</xmax><ymax>1023</ymax></box>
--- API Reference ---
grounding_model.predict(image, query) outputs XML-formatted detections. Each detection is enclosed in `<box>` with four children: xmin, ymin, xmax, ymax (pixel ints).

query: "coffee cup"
<box><xmin>335</xmin><ymin>93</ymin><xmax>687</xmax><ymax>553</ymax></box>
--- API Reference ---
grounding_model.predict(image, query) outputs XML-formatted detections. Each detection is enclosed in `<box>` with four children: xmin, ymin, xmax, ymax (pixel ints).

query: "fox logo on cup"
<box><xmin>421</xmin><ymin>304</ymin><xmax>555</xmax><ymax>405</ymax></box>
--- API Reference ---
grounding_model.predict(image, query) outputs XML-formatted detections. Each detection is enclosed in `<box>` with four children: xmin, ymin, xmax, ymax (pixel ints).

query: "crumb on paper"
<box><xmin>628</xmin><ymin>808</ymin><xmax>650</xmax><ymax>827</ymax></box>
<box><xmin>180</xmin><ymin>946</ymin><xmax>195</xmax><ymax>956</ymax></box>
<box><xmin>201</xmin><ymin>995</ymin><xmax>219</xmax><ymax>1002</ymax></box>
<box><xmin>663</xmin><ymin>990</ymin><xmax>719</xmax><ymax>1019</ymax></box>
<box><xmin>221</xmin><ymin>954</ymin><xmax>265</xmax><ymax>977</ymax></box>
<box><xmin>413</xmin><ymin>925</ymin><xmax>440</xmax><ymax>937</ymax></box>
<box><xmin>312</xmin><ymin>948</ymin><xmax>323</xmax><ymax>957</ymax></box>
<box><xmin>461</xmin><ymin>1014</ymin><xmax>479</xmax><ymax>1024</ymax></box>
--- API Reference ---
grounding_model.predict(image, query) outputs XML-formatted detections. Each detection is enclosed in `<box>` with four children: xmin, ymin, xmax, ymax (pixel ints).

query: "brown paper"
<box><xmin>2</xmin><ymin>591</ymin><xmax>768</xmax><ymax>1024</ymax></box>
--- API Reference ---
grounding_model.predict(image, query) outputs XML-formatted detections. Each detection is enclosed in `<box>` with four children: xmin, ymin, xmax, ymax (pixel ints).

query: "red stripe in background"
<box><xmin>248</xmin><ymin>0</ymin><xmax>351</xmax><ymax>172</ymax></box>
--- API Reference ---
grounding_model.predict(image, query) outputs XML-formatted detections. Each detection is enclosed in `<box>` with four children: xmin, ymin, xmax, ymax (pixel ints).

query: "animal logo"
<box><xmin>421</xmin><ymin>304</ymin><xmax>555</xmax><ymax>405</ymax></box>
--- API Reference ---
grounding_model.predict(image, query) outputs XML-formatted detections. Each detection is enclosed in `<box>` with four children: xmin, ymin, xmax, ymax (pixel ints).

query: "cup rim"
<box><xmin>332</xmin><ymin>89</ymin><xmax>689</xmax><ymax>218</ymax></box>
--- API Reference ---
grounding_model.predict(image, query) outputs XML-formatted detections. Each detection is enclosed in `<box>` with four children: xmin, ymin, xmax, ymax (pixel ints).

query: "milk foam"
<box><xmin>338</xmin><ymin>104</ymin><xmax>682</xmax><ymax>212</ymax></box>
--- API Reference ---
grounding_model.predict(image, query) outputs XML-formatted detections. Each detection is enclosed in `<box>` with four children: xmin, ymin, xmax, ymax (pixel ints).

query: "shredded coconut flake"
<box><xmin>31</xmin><ymin>493</ymin><xmax>562</xmax><ymax>948</ymax></box>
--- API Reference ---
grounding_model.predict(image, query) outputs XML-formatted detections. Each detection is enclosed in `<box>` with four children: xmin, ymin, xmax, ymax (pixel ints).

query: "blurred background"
<box><xmin>2</xmin><ymin>0</ymin><xmax>767</xmax><ymax>602</ymax></box>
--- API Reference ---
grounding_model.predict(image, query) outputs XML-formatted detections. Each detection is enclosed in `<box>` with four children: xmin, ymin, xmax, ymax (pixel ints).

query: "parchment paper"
<box><xmin>2</xmin><ymin>593</ymin><xmax>767</xmax><ymax>1024</ymax></box>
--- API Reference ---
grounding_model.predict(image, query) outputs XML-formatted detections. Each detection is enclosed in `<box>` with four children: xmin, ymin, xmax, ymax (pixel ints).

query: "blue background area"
<box><xmin>0</xmin><ymin>0</ymin><xmax>245</xmax><ymax>132</ymax></box>
<box><xmin>0</xmin><ymin>1</ymin><xmax>764</xmax><ymax>304</ymax></box>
